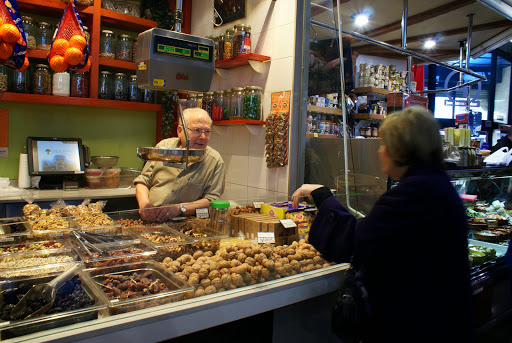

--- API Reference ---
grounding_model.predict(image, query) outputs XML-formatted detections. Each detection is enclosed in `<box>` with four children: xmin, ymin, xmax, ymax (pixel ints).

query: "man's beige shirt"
<box><xmin>134</xmin><ymin>138</ymin><xmax>225</xmax><ymax>206</ymax></box>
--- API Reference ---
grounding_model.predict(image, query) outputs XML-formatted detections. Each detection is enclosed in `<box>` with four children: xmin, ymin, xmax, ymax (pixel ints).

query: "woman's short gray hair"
<box><xmin>379</xmin><ymin>106</ymin><xmax>442</xmax><ymax>167</ymax></box>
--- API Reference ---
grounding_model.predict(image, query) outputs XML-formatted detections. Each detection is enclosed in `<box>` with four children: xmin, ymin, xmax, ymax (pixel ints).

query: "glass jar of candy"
<box><xmin>223</xmin><ymin>89</ymin><xmax>232</xmax><ymax>120</ymax></box>
<box><xmin>127</xmin><ymin>75</ymin><xmax>140</xmax><ymax>102</ymax></box>
<box><xmin>243</xmin><ymin>86</ymin><xmax>262</xmax><ymax>120</ymax></box>
<box><xmin>100</xmin><ymin>30</ymin><xmax>115</xmax><ymax>59</ymax></box>
<box><xmin>82</xmin><ymin>26</ymin><xmax>90</xmax><ymax>45</ymax></box>
<box><xmin>71</xmin><ymin>71</ymin><xmax>89</xmax><ymax>98</ymax></box>
<box><xmin>98</xmin><ymin>71</ymin><xmax>113</xmax><ymax>99</ymax></box>
<box><xmin>212</xmin><ymin>91</ymin><xmax>224</xmax><ymax>121</ymax></box>
<box><xmin>231</xmin><ymin>87</ymin><xmax>244</xmax><ymax>119</ymax></box>
<box><xmin>21</xmin><ymin>16</ymin><xmax>36</xmax><ymax>49</ymax></box>
<box><xmin>114</xmin><ymin>72</ymin><xmax>127</xmax><ymax>101</ymax></box>
<box><xmin>36</xmin><ymin>22</ymin><xmax>53</xmax><ymax>50</ymax></box>
<box><xmin>132</xmin><ymin>38</ymin><xmax>138</xmax><ymax>62</ymax></box>
<box><xmin>218</xmin><ymin>33</ymin><xmax>225</xmax><ymax>61</ymax></box>
<box><xmin>202</xmin><ymin>91</ymin><xmax>214</xmax><ymax>117</ymax></box>
<box><xmin>233</xmin><ymin>24</ymin><xmax>251</xmax><ymax>57</ymax></box>
<box><xmin>186</xmin><ymin>94</ymin><xmax>197</xmax><ymax>108</ymax></box>
<box><xmin>223</xmin><ymin>28</ymin><xmax>234</xmax><ymax>60</ymax></box>
<box><xmin>33</xmin><ymin>64</ymin><xmax>51</xmax><ymax>95</ymax></box>
<box><xmin>116</xmin><ymin>34</ymin><xmax>132</xmax><ymax>61</ymax></box>
<box><xmin>12</xmin><ymin>68</ymin><xmax>29</xmax><ymax>93</ymax></box>
<box><xmin>52</xmin><ymin>72</ymin><xmax>70</xmax><ymax>96</ymax></box>
<box><xmin>0</xmin><ymin>65</ymin><xmax>8</xmax><ymax>92</ymax></box>
<box><xmin>142</xmin><ymin>88</ymin><xmax>154</xmax><ymax>103</ymax></box>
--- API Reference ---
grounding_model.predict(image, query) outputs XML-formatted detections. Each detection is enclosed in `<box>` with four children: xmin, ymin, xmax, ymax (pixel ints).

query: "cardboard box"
<box><xmin>260</xmin><ymin>201</ymin><xmax>315</xmax><ymax>219</ymax></box>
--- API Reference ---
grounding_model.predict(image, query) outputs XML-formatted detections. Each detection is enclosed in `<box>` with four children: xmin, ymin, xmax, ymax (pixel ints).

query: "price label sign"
<box><xmin>196</xmin><ymin>208</ymin><xmax>210</xmax><ymax>219</ymax></box>
<box><xmin>253</xmin><ymin>201</ymin><xmax>264</xmax><ymax>209</ymax></box>
<box><xmin>0</xmin><ymin>237</ymin><xmax>14</xmax><ymax>243</ymax></box>
<box><xmin>257</xmin><ymin>232</ymin><xmax>275</xmax><ymax>244</ymax></box>
<box><xmin>280</xmin><ymin>219</ymin><xmax>297</xmax><ymax>228</ymax></box>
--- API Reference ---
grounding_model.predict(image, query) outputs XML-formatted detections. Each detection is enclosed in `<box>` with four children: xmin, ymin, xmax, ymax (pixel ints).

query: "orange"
<box><xmin>16</xmin><ymin>56</ymin><xmax>29</xmax><ymax>72</ymax></box>
<box><xmin>64</xmin><ymin>47</ymin><xmax>83</xmax><ymax>66</ymax></box>
<box><xmin>50</xmin><ymin>55</ymin><xmax>69</xmax><ymax>73</ymax></box>
<box><xmin>0</xmin><ymin>24</ymin><xmax>21</xmax><ymax>44</ymax></box>
<box><xmin>0</xmin><ymin>41</ymin><xmax>13</xmax><ymax>59</ymax></box>
<box><xmin>76</xmin><ymin>58</ymin><xmax>91</xmax><ymax>72</ymax></box>
<box><xmin>52</xmin><ymin>38</ymin><xmax>69</xmax><ymax>56</ymax></box>
<box><xmin>69</xmin><ymin>34</ymin><xmax>86</xmax><ymax>52</ymax></box>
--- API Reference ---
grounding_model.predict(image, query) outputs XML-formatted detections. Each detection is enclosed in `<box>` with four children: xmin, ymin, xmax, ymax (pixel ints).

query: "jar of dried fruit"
<box><xmin>71</xmin><ymin>71</ymin><xmax>89</xmax><ymax>98</ymax></box>
<box><xmin>21</xmin><ymin>16</ymin><xmax>36</xmax><ymax>49</ymax></box>
<box><xmin>132</xmin><ymin>38</ymin><xmax>138</xmax><ymax>62</ymax></box>
<box><xmin>33</xmin><ymin>64</ymin><xmax>51</xmax><ymax>95</ymax></box>
<box><xmin>99</xmin><ymin>30</ymin><xmax>115</xmax><ymax>59</ymax></box>
<box><xmin>116</xmin><ymin>34</ymin><xmax>132</xmax><ymax>61</ymax></box>
<box><xmin>186</xmin><ymin>93</ymin><xmax>197</xmax><ymax>108</ymax></box>
<box><xmin>36</xmin><ymin>22</ymin><xmax>53</xmax><ymax>50</ymax></box>
<box><xmin>223</xmin><ymin>28</ymin><xmax>234</xmax><ymax>60</ymax></box>
<box><xmin>0</xmin><ymin>65</ymin><xmax>8</xmax><ymax>92</ymax></box>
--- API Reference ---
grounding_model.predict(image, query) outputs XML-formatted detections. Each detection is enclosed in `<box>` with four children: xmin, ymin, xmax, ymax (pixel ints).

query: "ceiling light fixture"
<box><xmin>354</xmin><ymin>13</ymin><xmax>369</xmax><ymax>26</ymax></box>
<box><xmin>424</xmin><ymin>39</ymin><xmax>436</xmax><ymax>49</ymax></box>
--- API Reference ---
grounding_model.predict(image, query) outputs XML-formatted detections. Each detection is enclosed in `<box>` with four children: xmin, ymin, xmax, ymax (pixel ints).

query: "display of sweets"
<box><xmin>358</xmin><ymin>63</ymin><xmax>409</xmax><ymax>91</ymax></box>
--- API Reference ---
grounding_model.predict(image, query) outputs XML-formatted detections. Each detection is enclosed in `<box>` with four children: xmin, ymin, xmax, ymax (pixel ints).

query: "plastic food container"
<box><xmin>29</xmin><ymin>217</ymin><xmax>74</xmax><ymax>241</ymax></box>
<box><xmin>86</xmin><ymin>261</ymin><xmax>193</xmax><ymax>315</ymax></box>
<box><xmin>0</xmin><ymin>240</ymin><xmax>67</xmax><ymax>255</ymax></box>
<box><xmin>165</xmin><ymin>222</ymin><xmax>227</xmax><ymax>254</ymax></box>
<box><xmin>127</xmin><ymin>225</ymin><xmax>192</xmax><ymax>261</ymax></box>
<box><xmin>85</xmin><ymin>168</ymin><xmax>121</xmax><ymax>188</ymax></box>
<box><xmin>0</xmin><ymin>269</ymin><xmax>107</xmax><ymax>340</ymax></box>
<box><xmin>0</xmin><ymin>217</ymin><xmax>33</xmax><ymax>243</ymax></box>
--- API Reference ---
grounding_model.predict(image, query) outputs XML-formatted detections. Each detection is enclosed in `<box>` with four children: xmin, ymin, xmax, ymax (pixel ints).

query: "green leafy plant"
<box><xmin>141</xmin><ymin>0</ymin><xmax>175</xmax><ymax>138</ymax></box>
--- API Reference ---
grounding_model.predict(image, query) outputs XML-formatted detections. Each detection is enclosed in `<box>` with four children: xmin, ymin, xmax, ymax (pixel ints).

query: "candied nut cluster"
<box><xmin>141</xmin><ymin>232</ymin><xmax>186</xmax><ymax>244</ymax></box>
<box><xmin>117</xmin><ymin>219</ymin><xmax>144</xmax><ymax>228</ymax></box>
<box><xmin>98</xmin><ymin>271</ymin><xmax>170</xmax><ymax>300</ymax></box>
<box><xmin>230</xmin><ymin>205</ymin><xmax>259</xmax><ymax>215</ymax></box>
<box><xmin>161</xmin><ymin>238</ymin><xmax>333</xmax><ymax>300</ymax></box>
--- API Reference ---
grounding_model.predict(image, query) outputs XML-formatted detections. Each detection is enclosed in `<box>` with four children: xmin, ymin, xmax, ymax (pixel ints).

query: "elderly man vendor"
<box><xmin>134</xmin><ymin>108</ymin><xmax>225</xmax><ymax>222</ymax></box>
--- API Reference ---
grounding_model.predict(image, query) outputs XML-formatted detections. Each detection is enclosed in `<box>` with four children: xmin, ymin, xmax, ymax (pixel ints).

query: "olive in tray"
<box><xmin>0</xmin><ymin>273</ymin><xmax>104</xmax><ymax>339</ymax></box>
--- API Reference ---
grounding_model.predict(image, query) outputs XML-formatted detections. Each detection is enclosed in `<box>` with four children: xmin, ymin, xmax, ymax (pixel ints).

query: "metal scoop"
<box><xmin>10</xmin><ymin>263</ymin><xmax>81</xmax><ymax>320</ymax></box>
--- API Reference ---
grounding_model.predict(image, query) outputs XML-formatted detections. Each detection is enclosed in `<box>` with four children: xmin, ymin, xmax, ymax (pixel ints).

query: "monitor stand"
<box><xmin>38</xmin><ymin>175</ymin><xmax>85</xmax><ymax>190</ymax></box>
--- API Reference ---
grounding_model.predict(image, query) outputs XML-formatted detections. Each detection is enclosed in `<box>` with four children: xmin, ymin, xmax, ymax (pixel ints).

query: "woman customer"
<box><xmin>292</xmin><ymin>107</ymin><xmax>473</xmax><ymax>342</ymax></box>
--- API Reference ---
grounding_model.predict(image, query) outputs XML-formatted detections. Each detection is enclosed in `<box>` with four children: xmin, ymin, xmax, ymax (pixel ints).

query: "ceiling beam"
<box><xmin>362</xmin><ymin>0</ymin><xmax>476</xmax><ymax>38</ymax></box>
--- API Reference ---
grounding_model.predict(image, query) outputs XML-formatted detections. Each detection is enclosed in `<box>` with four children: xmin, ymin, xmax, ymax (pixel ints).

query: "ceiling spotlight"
<box><xmin>354</xmin><ymin>14</ymin><xmax>369</xmax><ymax>27</ymax></box>
<box><xmin>424</xmin><ymin>39</ymin><xmax>436</xmax><ymax>49</ymax></box>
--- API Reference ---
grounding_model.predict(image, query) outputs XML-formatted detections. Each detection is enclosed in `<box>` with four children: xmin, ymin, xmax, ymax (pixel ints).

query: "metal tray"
<box><xmin>127</xmin><ymin>226</ymin><xmax>192</xmax><ymax>261</ymax></box>
<box><xmin>164</xmin><ymin>222</ymin><xmax>227</xmax><ymax>254</ymax></box>
<box><xmin>137</xmin><ymin>147</ymin><xmax>204</xmax><ymax>163</ymax></box>
<box><xmin>0</xmin><ymin>217</ymin><xmax>33</xmax><ymax>242</ymax></box>
<box><xmin>0</xmin><ymin>268</ymin><xmax>107</xmax><ymax>340</ymax></box>
<box><xmin>85</xmin><ymin>260</ymin><xmax>193</xmax><ymax>315</ymax></box>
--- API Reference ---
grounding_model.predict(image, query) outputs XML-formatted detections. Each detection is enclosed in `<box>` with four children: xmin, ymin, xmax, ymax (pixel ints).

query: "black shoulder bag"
<box><xmin>331</xmin><ymin>261</ymin><xmax>370</xmax><ymax>342</ymax></box>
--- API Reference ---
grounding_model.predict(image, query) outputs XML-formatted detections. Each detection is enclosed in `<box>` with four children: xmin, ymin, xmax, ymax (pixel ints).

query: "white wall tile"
<box><xmin>269</xmin><ymin>57</ymin><xmax>295</xmax><ymax>93</ymax></box>
<box><xmin>247</xmin><ymin>186</ymin><xmax>278</xmax><ymax>203</ymax></box>
<box><xmin>270</xmin><ymin>23</ymin><xmax>295</xmax><ymax>60</ymax></box>
<box><xmin>247</xmin><ymin>156</ymin><xmax>267</xmax><ymax>189</ymax></box>
<box><xmin>228</xmin><ymin>127</ymin><xmax>250</xmax><ymax>155</ymax></box>
<box><xmin>223</xmin><ymin>182</ymin><xmax>248</xmax><ymax>203</ymax></box>
<box><xmin>225</xmin><ymin>155</ymin><xmax>249</xmax><ymax>185</ymax></box>
<box><xmin>246</xmin><ymin>1</ymin><xmax>275</xmax><ymax>36</ymax></box>
<box><xmin>276</xmin><ymin>166</ymin><xmax>290</xmax><ymax>194</ymax></box>
<box><xmin>271</xmin><ymin>0</ymin><xmax>296</xmax><ymax>28</ymax></box>
<box><xmin>248</xmin><ymin>130</ymin><xmax>265</xmax><ymax>157</ymax></box>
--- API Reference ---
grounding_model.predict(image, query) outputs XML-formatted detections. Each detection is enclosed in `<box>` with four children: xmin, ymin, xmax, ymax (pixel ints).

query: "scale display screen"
<box><xmin>153</xmin><ymin>35</ymin><xmax>212</xmax><ymax>62</ymax></box>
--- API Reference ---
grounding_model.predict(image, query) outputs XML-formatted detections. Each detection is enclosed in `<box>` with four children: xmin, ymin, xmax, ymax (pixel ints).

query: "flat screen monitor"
<box><xmin>27</xmin><ymin>137</ymin><xmax>85</xmax><ymax>176</ymax></box>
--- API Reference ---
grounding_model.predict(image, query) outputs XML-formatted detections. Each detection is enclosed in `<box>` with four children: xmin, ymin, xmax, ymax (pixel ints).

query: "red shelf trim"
<box><xmin>17</xmin><ymin>0</ymin><xmax>92</xmax><ymax>16</ymax></box>
<box><xmin>99</xmin><ymin>9</ymin><xmax>157</xmax><ymax>31</ymax></box>
<box><xmin>99</xmin><ymin>57</ymin><xmax>135</xmax><ymax>70</ymax></box>
<box><xmin>215</xmin><ymin>53</ymin><xmax>271</xmax><ymax>69</ymax></box>
<box><xmin>213</xmin><ymin>120</ymin><xmax>266</xmax><ymax>125</ymax></box>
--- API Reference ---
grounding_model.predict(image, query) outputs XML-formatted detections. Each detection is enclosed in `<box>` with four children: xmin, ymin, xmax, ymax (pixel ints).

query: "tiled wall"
<box><xmin>191</xmin><ymin>0</ymin><xmax>296</xmax><ymax>204</ymax></box>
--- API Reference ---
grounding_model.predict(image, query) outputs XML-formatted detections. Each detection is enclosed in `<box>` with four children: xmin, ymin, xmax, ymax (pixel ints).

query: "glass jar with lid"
<box><xmin>142</xmin><ymin>88</ymin><xmax>154</xmax><ymax>103</ymax></box>
<box><xmin>223</xmin><ymin>28</ymin><xmax>234</xmax><ymax>60</ymax></box>
<box><xmin>243</xmin><ymin>86</ymin><xmax>262</xmax><ymax>120</ymax></box>
<box><xmin>114</xmin><ymin>72</ymin><xmax>127</xmax><ymax>101</ymax></box>
<box><xmin>218</xmin><ymin>34</ymin><xmax>225</xmax><ymax>61</ymax></box>
<box><xmin>202</xmin><ymin>91</ymin><xmax>214</xmax><ymax>117</ymax></box>
<box><xmin>12</xmin><ymin>68</ymin><xmax>29</xmax><ymax>93</ymax></box>
<box><xmin>196</xmin><ymin>93</ymin><xmax>203</xmax><ymax>108</ymax></box>
<box><xmin>233</xmin><ymin>24</ymin><xmax>251</xmax><ymax>57</ymax></box>
<box><xmin>36</xmin><ymin>22</ymin><xmax>53</xmax><ymax>50</ymax></box>
<box><xmin>132</xmin><ymin>38</ymin><xmax>138</xmax><ymax>62</ymax></box>
<box><xmin>212</xmin><ymin>91</ymin><xmax>224</xmax><ymax>121</ymax></box>
<box><xmin>223</xmin><ymin>89</ymin><xmax>232</xmax><ymax>120</ymax></box>
<box><xmin>33</xmin><ymin>64</ymin><xmax>51</xmax><ymax>95</ymax></box>
<box><xmin>210</xmin><ymin>200</ymin><xmax>230</xmax><ymax>235</ymax></box>
<box><xmin>127</xmin><ymin>75</ymin><xmax>140</xmax><ymax>102</ymax></box>
<box><xmin>21</xmin><ymin>16</ymin><xmax>36</xmax><ymax>49</ymax></box>
<box><xmin>98</xmin><ymin>71</ymin><xmax>113</xmax><ymax>99</ymax></box>
<box><xmin>231</xmin><ymin>87</ymin><xmax>244</xmax><ymax>119</ymax></box>
<box><xmin>208</xmin><ymin>35</ymin><xmax>219</xmax><ymax>62</ymax></box>
<box><xmin>52</xmin><ymin>72</ymin><xmax>70</xmax><ymax>96</ymax></box>
<box><xmin>82</xmin><ymin>26</ymin><xmax>90</xmax><ymax>45</ymax></box>
<box><xmin>99</xmin><ymin>30</ymin><xmax>115</xmax><ymax>59</ymax></box>
<box><xmin>116</xmin><ymin>34</ymin><xmax>132</xmax><ymax>61</ymax></box>
<box><xmin>71</xmin><ymin>71</ymin><xmax>89</xmax><ymax>98</ymax></box>
<box><xmin>186</xmin><ymin>94</ymin><xmax>197</xmax><ymax>108</ymax></box>
<box><xmin>0</xmin><ymin>65</ymin><xmax>8</xmax><ymax>92</ymax></box>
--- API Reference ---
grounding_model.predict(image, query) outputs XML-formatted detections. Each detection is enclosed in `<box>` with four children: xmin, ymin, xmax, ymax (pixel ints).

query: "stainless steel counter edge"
<box><xmin>8</xmin><ymin>264</ymin><xmax>348</xmax><ymax>343</ymax></box>
<box><xmin>0</xmin><ymin>188</ymin><xmax>136</xmax><ymax>203</ymax></box>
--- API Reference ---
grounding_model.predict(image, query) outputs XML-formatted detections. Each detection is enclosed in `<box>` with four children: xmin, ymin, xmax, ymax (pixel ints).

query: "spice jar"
<box><xmin>33</xmin><ymin>64</ymin><xmax>51</xmax><ymax>95</ymax></box>
<box><xmin>114</xmin><ymin>72</ymin><xmax>127</xmax><ymax>101</ymax></box>
<box><xmin>99</xmin><ymin>30</ymin><xmax>115</xmax><ymax>59</ymax></box>
<box><xmin>223</xmin><ymin>89</ymin><xmax>232</xmax><ymax>120</ymax></box>
<box><xmin>210</xmin><ymin>200</ymin><xmax>230</xmax><ymax>235</ymax></box>
<box><xmin>116</xmin><ymin>34</ymin><xmax>132</xmax><ymax>61</ymax></box>
<box><xmin>243</xmin><ymin>86</ymin><xmax>262</xmax><ymax>120</ymax></box>
<box><xmin>212</xmin><ymin>91</ymin><xmax>224</xmax><ymax>121</ymax></box>
<box><xmin>142</xmin><ymin>88</ymin><xmax>154</xmax><ymax>103</ymax></box>
<box><xmin>36</xmin><ymin>22</ymin><xmax>53</xmax><ymax>50</ymax></box>
<box><xmin>208</xmin><ymin>35</ymin><xmax>219</xmax><ymax>62</ymax></box>
<box><xmin>233</xmin><ymin>24</ymin><xmax>251</xmax><ymax>57</ymax></box>
<box><xmin>0</xmin><ymin>65</ymin><xmax>8</xmax><ymax>92</ymax></box>
<box><xmin>186</xmin><ymin>94</ymin><xmax>197</xmax><ymax>108</ymax></box>
<box><xmin>196</xmin><ymin>93</ymin><xmax>203</xmax><ymax>108</ymax></box>
<box><xmin>12</xmin><ymin>68</ymin><xmax>29</xmax><ymax>93</ymax></box>
<box><xmin>202</xmin><ymin>91</ymin><xmax>214</xmax><ymax>117</ymax></box>
<box><xmin>52</xmin><ymin>72</ymin><xmax>70</xmax><ymax>96</ymax></box>
<box><xmin>127</xmin><ymin>75</ymin><xmax>140</xmax><ymax>101</ymax></box>
<box><xmin>132</xmin><ymin>38</ymin><xmax>138</xmax><ymax>62</ymax></box>
<box><xmin>223</xmin><ymin>28</ymin><xmax>234</xmax><ymax>60</ymax></box>
<box><xmin>231</xmin><ymin>87</ymin><xmax>244</xmax><ymax>119</ymax></box>
<box><xmin>82</xmin><ymin>26</ymin><xmax>90</xmax><ymax>45</ymax></box>
<box><xmin>98</xmin><ymin>71</ymin><xmax>113</xmax><ymax>99</ymax></box>
<box><xmin>22</xmin><ymin>16</ymin><xmax>36</xmax><ymax>50</ymax></box>
<box><xmin>71</xmin><ymin>71</ymin><xmax>89</xmax><ymax>98</ymax></box>
<box><xmin>218</xmin><ymin>33</ymin><xmax>225</xmax><ymax>61</ymax></box>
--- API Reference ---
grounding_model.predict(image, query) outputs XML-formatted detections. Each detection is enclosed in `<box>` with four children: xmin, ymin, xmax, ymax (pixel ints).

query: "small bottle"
<box><xmin>307</xmin><ymin>114</ymin><xmax>313</xmax><ymax>133</ymax></box>
<box><xmin>212</xmin><ymin>91</ymin><xmax>224</xmax><ymax>121</ymax></box>
<box><xmin>82</xmin><ymin>25</ymin><xmax>90</xmax><ymax>45</ymax></box>
<box><xmin>142</xmin><ymin>88</ymin><xmax>154</xmax><ymax>103</ymax></box>
<box><xmin>223</xmin><ymin>89</ymin><xmax>232</xmax><ymax>120</ymax></box>
<box><xmin>202</xmin><ymin>91</ymin><xmax>214</xmax><ymax>117</ymax></box>
<box><xmin>196</xmin><ymin>93</ymin><xmax>203</xmax><ymax>109</ymax></box>
<box><xmin>218</xmin><ymin>33</ymin><xmax>225</xmax><ymax>61</ymax></box>
<box><xmin>233</xmin><ymin>24</ymin><xmax>251</xmax><ymax>57</ymax></box>
<box><xmin>243</xmin><ymin>86</ymin><xmax>262</xmax><ymax>120</ymax></box>
<box><xmin>132</xmin><ymin>38</ymin><xmax>138</xmax><ymax>62</ymax></box>
<box><xmin>0</xmin><ymin>65</ymin><xmax>8</xmax><ymax>92</ymax></box>
<box><xmin>13</xmin><ymin>68</ymin><xmax>30</xmax><ymax>93</ymax></box>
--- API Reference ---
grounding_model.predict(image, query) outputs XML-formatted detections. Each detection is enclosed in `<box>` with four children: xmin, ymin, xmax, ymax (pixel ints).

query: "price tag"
<box><xmin>94</xmin><ymin>229</ymin><xmax>108</xmax><ymax>234</ymax></box>
<box><xmin>49</xmin><ymin>232</ymin><xmax>64</xmax><ymax>237</ymax></box>
<box><xmin>253</xmin><ymin>201</ymin><xmax>264</xmax><ymax>209</ymax></box>
<box><xmin>257</xmin><ymin>232</ymin><xmax>275</xmax><ymax>244</ymax></box>
<box><xmin>0</xmin><ymin>237</ymin><xmax>14</xmax><ymax>243</ymax></box>
<box><xmin>196</xmin><ymin>208</ymin><xmax>210</xmax><ymax>219</ymax></box>
<box><xmin>280</xmin><ymin>219</ymin><xmax>297</xmax><ymax>228</ymax></box>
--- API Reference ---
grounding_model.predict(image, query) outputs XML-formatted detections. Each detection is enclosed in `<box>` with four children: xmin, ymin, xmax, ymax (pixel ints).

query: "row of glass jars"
<box><xmin>100</xmin><ymin>30</ymin><xmax>137</xmax><ymax>62</ymax></box>
<box><xmin>98</xmin><ymin>71</ymin><xmax>153</xmax><ymax>102</ymax></box>
<box><xmin>186</xmin><ymin>86</ymin><xmax>262</xmax><ymax>121</ymax></box>
<box><xmin>21</xmin><ymin>16</ymin><xmax>91</xmax><ymax>51</ymax></box>
<box><xmin>207</xmin><ymin>23</ymin><xmax>252</xmax><ymax>62</ymax></box>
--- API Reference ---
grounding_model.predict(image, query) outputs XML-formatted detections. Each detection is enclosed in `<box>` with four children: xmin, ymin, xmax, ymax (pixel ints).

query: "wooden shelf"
<box><xmin>100</xmin><ymin>9</ymin><xmax>157</xmax><ymax>31</ymax></box>
<box><xmin>215</xmin><ymin>53</ymin><xmax>271</xmax><ymax>69</ymax></box>
<box><xmin>213</xmin><ymin>119</ymin><xmax>266</xmax><ymax>125</ymax></box>
<box><xmin>99</xmin><ymin>57</ymin><xmax>135</xmax><ymax>71</ymax></box>
<box><xmin>0</xmin><ymin>93</ymin><xmax>161</xmax><ymax>112</ymax></box>
<box><xmin>354</xmin><ymin>113</ymin><xmax>386</xmax><ymax>121</ymax></box>
<box><xmin>306</xmin><ymin>133</ymin><xmax>338</xmax><ymax>139</ymax></box>
<box><xmin>307</xmin><ymin>105</ymin><xmax>342</xmax><ymax>115</ymax></box>
<box><xmin>27</xmin><ymin>49</ymin><xmax>49</xmax><ymax>60</ymax></box>
<box><xmin>17</xmin><ymin>0</ymin><xmax>93</xmax><ymax>18</ymax></box>
<box><xmin>353</xmin><ymin>87</ymin><xmax>390</xmax><ymax>96</ymax></box>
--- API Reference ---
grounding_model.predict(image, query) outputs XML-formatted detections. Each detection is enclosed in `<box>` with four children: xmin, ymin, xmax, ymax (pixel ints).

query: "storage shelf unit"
<box><xmin>215</xmin><ymin>53</ymin><xmax>271</xmax><ymax>69</ymax></box>
<box><xmin>306</xmin><ymin>105</ymin><xmax>342</xmax><ymax>116</ymax></box>
<box><xmin>353</xmin><ymin>87</ymin><xmax>390</xmax><ymax>96</ymax></box>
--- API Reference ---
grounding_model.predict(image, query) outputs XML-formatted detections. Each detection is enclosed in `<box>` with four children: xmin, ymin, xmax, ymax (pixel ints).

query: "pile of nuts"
<box><xmin>23</xmin><ymin>204</ymin><xmax>69</xmax><ymax>231</ymax></box>
<box><xmin>161</xmin><ymin>239</ymin><xmax>333</xmax><ymax>300</ymax></box>
<box><xmin>97</xmin><ymin>270</ymin><xmax>170</xmax><ymax>300</ymax></box>
<box><xmin>230</xmin><ymin>205</ymin><xmax>259</xmax><ymax>215</ymax></box>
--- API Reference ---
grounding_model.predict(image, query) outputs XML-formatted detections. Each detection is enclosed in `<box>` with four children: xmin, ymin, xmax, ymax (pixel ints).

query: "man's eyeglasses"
<box><xmin>187</xmin><ymin>127</ymin><xmax>211</xmax><ymax>137</ymax></box>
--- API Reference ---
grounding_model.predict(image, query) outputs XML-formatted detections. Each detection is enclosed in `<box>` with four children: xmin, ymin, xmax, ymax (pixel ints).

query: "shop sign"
<box><xmin>444</xmin><ymin>99</ymin><xmax>480</xmax><ymax>107</ymax></box>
